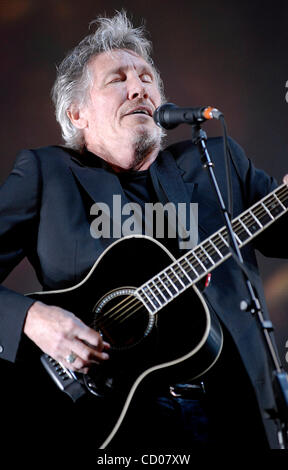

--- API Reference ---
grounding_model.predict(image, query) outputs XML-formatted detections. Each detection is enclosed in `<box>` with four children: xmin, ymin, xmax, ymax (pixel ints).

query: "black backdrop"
<box><xmin>1</xmin><ymin>0</ymin><xmax>288</xmax><ymax>368</ymax></box>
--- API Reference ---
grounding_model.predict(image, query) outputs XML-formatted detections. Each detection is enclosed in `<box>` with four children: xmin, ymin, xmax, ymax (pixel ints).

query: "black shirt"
<box><xmin>116</xmin><ymin>169</ymin><xmax>180</xmax><ymax>258</ymax></box>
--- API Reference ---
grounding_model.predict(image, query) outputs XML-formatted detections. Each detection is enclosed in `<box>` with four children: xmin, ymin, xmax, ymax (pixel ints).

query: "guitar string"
<box><xmin>93</xmin><ymin>226</ymin><xmax>233</xmax><ymax>330</ymax></box>
<box><xmin>94</xmin><ymin>187</ymin><xmax>288</xmax><ymax>331</ymax></box>
<box><xmin>92</xmin><ymin>224</ymin><xmax>250</xmax><ymax>330</ymax></box>
<box><xmin>94</xmin><ymin>206</ymin><xmax>275</xmax><ymax>333</ymax></box>
<box><xmin>92</xmin><ymin>238</ymin><xmax>222</xmax><ymax>329</ymax></box>
<box><xmin>93</xmin><ymin>190</ymin><xmax>287</xmax><ymax>331</ymax></box>
<box><xmin>95</xmin><ymin>214</ymin><xmax>233</xmax><ymax>330</ymax></box>
<box><xmin>95</xmin><ymin>221</ymin><xmax>279</xmax><ymax>332</ymax></box>
<box><xmin>99</xmin><ymin>302</ymin><xmax>146</xmax><ymax>328</ymax></box>
<box><xmin>93</xmin><ymin>252</ymin><xmax>204</xmax><ymax>331</ymax></box>
<box><xmin>104</xmin><ymin>254</ymin><xmax>215</xmax><ymax>328</ymax></box>
<box><xmin>96</xmin><ymin>226</ymin><xmax>236</xmax><ymax>330</ymax></box>
<box><xmin>95</xmin><ymin>224</ymin><xmax>248</xmax><ymax>330</ymax></box>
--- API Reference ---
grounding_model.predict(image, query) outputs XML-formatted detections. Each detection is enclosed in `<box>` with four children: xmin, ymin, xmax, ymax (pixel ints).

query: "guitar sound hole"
<box><xmin>92</xmin><ymin>289</ymin><xmax>154</xmax><ymax>350</ymax></box>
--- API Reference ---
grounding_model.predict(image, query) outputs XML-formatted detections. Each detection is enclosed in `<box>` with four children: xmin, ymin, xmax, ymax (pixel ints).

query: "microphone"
<box><xmin>153</xmin><ymin>103</ymin><xmax>223</xmax><ymax>129</ymax></box>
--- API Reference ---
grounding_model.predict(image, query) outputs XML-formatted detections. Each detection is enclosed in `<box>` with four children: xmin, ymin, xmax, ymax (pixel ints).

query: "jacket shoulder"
<box><xmin>165</xmin><ymin>136</ymin><xmax>246</xmax><ymax>160</ymax></box>
<box><xmin>163</xmin><ymin>136</ymin><xmax>249</xmax><ymax>174</ymax></box>
<box><xmin>28</xmin><ymin>145</ymin><xmax>104</xmax><ymax>170</ymax></box>
<box><xmin>27</xmin><ymin>145</ymin><xmax>77</xmax><ymax>165</ymax></box>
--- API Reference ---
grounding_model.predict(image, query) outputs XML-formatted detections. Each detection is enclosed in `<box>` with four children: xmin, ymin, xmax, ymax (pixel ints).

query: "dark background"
<box><xmin>1</xmin><ymin>0</ymin><xmax>288</xmax><ymax>368</ymax></box>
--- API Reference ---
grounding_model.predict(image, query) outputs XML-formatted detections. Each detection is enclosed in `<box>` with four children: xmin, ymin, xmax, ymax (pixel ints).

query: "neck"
<box><xmin>86</xmin><ymin>143</ymin><xmax>160</xmax><ymax>173</ymax></box>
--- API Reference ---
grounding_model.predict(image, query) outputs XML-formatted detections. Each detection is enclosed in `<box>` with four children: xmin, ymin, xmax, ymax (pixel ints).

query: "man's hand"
<box><xmin>24</xmin><ymin>301</ymin><xmax>110</xmax><ymax>373</ymax></box>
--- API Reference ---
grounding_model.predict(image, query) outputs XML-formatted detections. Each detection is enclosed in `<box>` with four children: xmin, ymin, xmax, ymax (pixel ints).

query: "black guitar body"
<box><xmin>30</xmin><ymin>235</ymin><xmax>223</xmax><ymax>448</ymax></box>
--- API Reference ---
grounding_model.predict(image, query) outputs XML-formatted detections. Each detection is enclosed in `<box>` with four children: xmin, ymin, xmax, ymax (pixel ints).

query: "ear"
<box><xmin>67</xmin><ymin>104</ymin><xmax>88</xmax><ymax>129</ymax></box>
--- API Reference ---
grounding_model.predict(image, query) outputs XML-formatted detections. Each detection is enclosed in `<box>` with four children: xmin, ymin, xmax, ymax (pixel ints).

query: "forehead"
<box><xmin>88</xmin><ymin>49</ymin><xmax>155</xmax><ymax>80</ymax></box>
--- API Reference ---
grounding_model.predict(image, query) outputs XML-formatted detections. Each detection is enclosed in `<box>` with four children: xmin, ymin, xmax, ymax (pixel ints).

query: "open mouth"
<box><xmin>125</xmin><ymin>107</ymin><xmax>152</xmax><ymax>117</ymax></box>
<box><xmin>129</xmin><ymin>110</ymin><xmax>150</xmax><ymax>116</ymax></box>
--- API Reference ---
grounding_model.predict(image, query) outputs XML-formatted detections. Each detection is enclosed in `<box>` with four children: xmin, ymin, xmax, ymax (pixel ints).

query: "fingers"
<box><xmin>63</xmin><ymin>326</ymin><xmax>111</xmax><ymax>372</ymax></box>
<box><xmin>24</xmin><ymin>301</ymin><xmax>111</xmax><ymax>373</ymax></box>
<box><xmin>63</xmin><ymin>353</ymin><xmax>89</xmax><ymax>374</ymax></box>
<box><xmin>283</xmin><ymin>174</ymin><xmax>288</xmax><ymax>185</ymax></box>
<box><xmin>63</xmin><ymin>342</ymin><xmax>109</xmax><ymax>373</ymax></box>
<box><xmin>77</xmin><ymin>325</ymin><xmax>105</xmax><ymax>351</ymax></box>
<box><xmin>72</xmin><ymin>335</ymin><xmax>109</xmax><ymax>361</ymax></box>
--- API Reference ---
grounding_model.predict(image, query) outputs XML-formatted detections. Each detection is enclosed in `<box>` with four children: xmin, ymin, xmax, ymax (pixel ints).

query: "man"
<box><xmin>0</xmin><ymin>11</ymin><xmax>287</xmax><ymax>452</ymax></box>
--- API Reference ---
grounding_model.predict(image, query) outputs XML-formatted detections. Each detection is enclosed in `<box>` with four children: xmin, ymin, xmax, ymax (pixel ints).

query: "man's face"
<box><xmin>77</xmin><ymin>49</ymin><xmax>163</xmax><ymax>170</ymax></box>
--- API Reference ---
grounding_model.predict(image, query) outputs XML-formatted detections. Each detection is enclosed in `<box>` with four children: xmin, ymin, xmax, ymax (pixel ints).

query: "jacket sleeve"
<box><xmin>0</xmin><ymin>149</ymin><xmax>42</xmax><ymax>362</ymax></box>
<box><xmin>228</xmin><ymin>137</ymin><xmax>288</xmax><ymax>259</ymax></box>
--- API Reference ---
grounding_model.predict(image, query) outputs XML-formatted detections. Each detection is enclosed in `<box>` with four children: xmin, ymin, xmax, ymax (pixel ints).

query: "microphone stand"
<box><xmin>191</xmin><ymin>123</ymin><xmax>288</xmax><ymax>449</ymax></box>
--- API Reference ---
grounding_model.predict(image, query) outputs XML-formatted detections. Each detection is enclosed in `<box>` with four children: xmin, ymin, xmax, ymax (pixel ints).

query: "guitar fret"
<box><xmin>278</xmin><ymin>187</ymin><xmax>288</xmax><ymax>207</ymax></box>
<box><xmin>234</xmin><ymin>225</ymin><xmax>249</xmax><ymax>242</ymax></box>
<box><xmin>135</xmin><ymin>184</ymin><xmax>288</xmax><ymax>316</ymax></box>
<box><xmin>190</xmin><ymin>257</ymin><xmax>204</xmax><ymax>275</ymax></box>
<box><xmin>274</xmin><ymin>193</ymin><xmax>286</xmax><ymax>210</ymax></box>
<box><xmin>176</xmin><ymin>262</ymin><xmax>192</xmax><ymax>285</ymax></box>
<box><xmin>192</xmin><ymin>252</ymin><xmax>206</xmax><ymax>273</ymax></box>
<box><xmin>238</xmin><ymin>218</ymin><xmax>252</xmax><ymax>236</ymax></box>
<box><xmin>249</xmin><ymin>210</ymin><xmax>263</xmax><ymax>228</ymax></box>
<box><xmin>209</xmin><ymin>239</ymin><xmax>224</xmax><ymax>260</ymax></box>
<box><xmin>210</xmin><ymin>234</ymin><xmax>224</xmax><ymax>253</ymax></box>
<box><xmin>169</xmin><ymin>266</ymin><xmax>186</xmax><ymax>289</ymax></box>
<box><xmin>250</xmin><ymin>202</ymin><xmax>267</xmax><ymax>221</ymax></box>
<box><xmin>151</xmin><ymin>279</ymin><xmax>169</xmax><ymax>303</ymax></box>
<box><xmin>258</xmin><ymin>202</ymin><xmax>274</xmax><ymax>224</ymax></box>
<box><xmin>179</xmin><ymin>258</ymin><xmax>197</xmax><ymax>281</ymax></box>
<box><xmin>198</xmin><ymin>245</ymin><xmax>215</xmax><ymax>267</ymax></box>
<box><xmin>265</xmin><ymin>194</ymin><xmax>284</xmax><ymax>217</ymax></box>
<box><xmin>159</xmin><ymin>272</ymin><xmax>177</xmax><ymax>296</ymax></box>
<box><xmin>164</xmin><ymin>270</ymin><xmax>180</xmax><ymax>293</ymax></box>
<box><xmin>240</xmin><ymin>211</ymin><xmax>261</xmax><ymax>235</ymax></box>
<box><xmin>232</xmin><ymin>219</ymin><xmax>244</xmax><ymax>239</ymax></box>
<box><xmin>146</xmin><ymin>283</ymin><xmax>162</xmax><ymax>308</ymax></box>
<box><xmin>138</xmin><ymin>288</ymin><xmax>156</xmax><ymax>313</ymax></box>
<box><xmin>184</xmin><ymin>255</ymin><xmax>200</xmax><ymax>277</ymax></box>
<box><xmin>157</xmin><ymin>275</ymin><xmax>173</xmax><ymax>299</ymax></box>
<box><xmin>230</xmin><ymin>227</ymin><xmax>242</xmax><ymax>245</ymax></box>
<box><xmin>218</xmin><ymin>232</ymin><xmax>230</xmax><ymax>255</ymax></box>
<box><xmin>201</xmin><ymin>240</ymin><xmax>219</xmax><ymax>263</ymax></box>
<box><xmin>250</xmin><ymin>204</ymin><xmax>268</xmax><ymax>223</ymax></box>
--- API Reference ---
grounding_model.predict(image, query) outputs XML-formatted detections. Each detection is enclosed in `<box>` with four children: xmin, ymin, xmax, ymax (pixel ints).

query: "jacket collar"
<box><xmin>149</xmin><ymin>149</ymin><xmax>195</xmax><ymax>207</ymax></box>
<box><xmin>150</xmin><ymin>149</ymin><xmax>207</xmax><ymax>243</ymax></box>
<box><xmin>69</xmin><ymin>147</ymin><xmax>205</xmax><ymax>245</ymax></box>
<box><xmin>69</xmin><ymin>147</ymin><xmax>195</xmax><ymax>207</ymax></box>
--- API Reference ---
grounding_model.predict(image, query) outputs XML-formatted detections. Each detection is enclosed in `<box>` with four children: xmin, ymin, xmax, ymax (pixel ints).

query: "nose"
<box><xmin>127</xmin><ymin>75</ymin><xmax>148</xmax><ymax>101</ymax></box>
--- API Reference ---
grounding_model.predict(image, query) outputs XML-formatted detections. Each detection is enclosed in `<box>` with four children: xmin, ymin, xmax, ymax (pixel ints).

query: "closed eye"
<box><xmin>108</xmin><ymin>76</ymin><xmax>124</xmax><ymax>84</ymax></box>
<box><xmin>140</xmin><ymin>74</ymin><xmax>153</xmax><ymax>83</ymax></box>
<box><xmin>106</xmin><ymin>72</ymin><xmax>153</xmax><ymax>85</ymax></box>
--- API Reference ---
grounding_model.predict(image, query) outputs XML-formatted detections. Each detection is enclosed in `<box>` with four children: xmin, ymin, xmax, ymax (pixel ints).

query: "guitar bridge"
<box><xmin>40</xmin><ymin>354</ymin><xmax>87</xmax><ymax>402</ymax></box>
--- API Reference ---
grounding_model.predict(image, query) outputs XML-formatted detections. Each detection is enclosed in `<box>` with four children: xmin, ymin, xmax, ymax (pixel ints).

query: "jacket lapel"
<box><xmin>150</xmin><ymin>150</ymin><xmax>207</xmax><ymax>248</ymax></box>
<box><xmin>70</xmin><ymin>165</ymin><xmax>123</xmax><ymax>208</ymax></box>
<box><xmin>70</xmin><ymin>161</ymin><xmax>127</xmax><ymax>239</ymax></box>
<box><xmin>71</xmin><ymin>148</ymin><xmax>193</xmax><ymax>209</ymax></box>
<box><xmin>150</xmin><ymin>150</ymin><xmax>195</xmax><ymax>206</ymax></box>
<box><xmin>70</xmin><ymin>149</ymin><xmax>206</xmax><ymax>248</ymax></box>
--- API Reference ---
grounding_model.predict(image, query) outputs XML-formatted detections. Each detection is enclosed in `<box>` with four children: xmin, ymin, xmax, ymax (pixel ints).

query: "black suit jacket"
<box><xmin>0</xmin><ymin>137</ymin><xmax>287</xmax><ymax>446</ymax></box>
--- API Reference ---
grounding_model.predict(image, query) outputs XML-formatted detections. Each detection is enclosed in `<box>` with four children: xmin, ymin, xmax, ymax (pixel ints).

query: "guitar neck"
<box><xmin>137</xmin><ymin>184</ymin><xmax>288</xmax><ymax>314</ymax></box>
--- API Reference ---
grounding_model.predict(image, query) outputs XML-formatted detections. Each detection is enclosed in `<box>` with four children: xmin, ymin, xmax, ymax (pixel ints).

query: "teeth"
<box><xmin>131</xmin><ymin>110</ymin><xmax>149</xmax><ymax>115</ymax></box>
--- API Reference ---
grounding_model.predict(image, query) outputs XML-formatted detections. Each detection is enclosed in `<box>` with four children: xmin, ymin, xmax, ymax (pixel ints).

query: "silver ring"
<box><xmin>66</xmin><ymin>352</ymin><xmax>77</xmax><ymax>364</ymax></box>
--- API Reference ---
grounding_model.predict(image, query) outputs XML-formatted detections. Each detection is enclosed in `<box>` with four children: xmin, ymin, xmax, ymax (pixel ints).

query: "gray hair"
<box><xmin>51</xmin><ymin>11</ymin><xmax>165</xmax><ymax>150</ymax></box>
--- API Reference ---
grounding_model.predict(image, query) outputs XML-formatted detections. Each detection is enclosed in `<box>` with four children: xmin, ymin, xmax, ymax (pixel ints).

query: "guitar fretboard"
<box><xmin>136</xmin><ymin>184</ymin><xmax>288</xmax><ymax>314</ymax></box>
